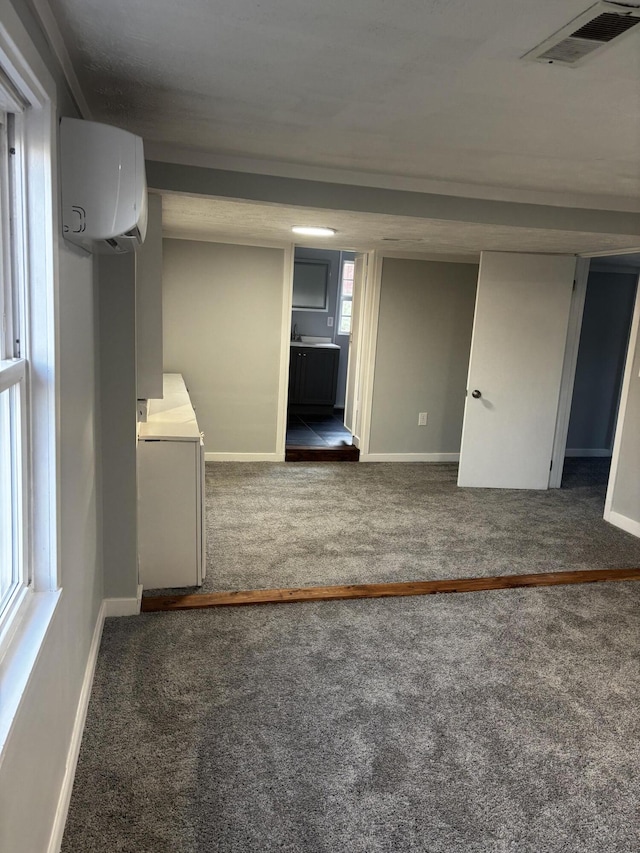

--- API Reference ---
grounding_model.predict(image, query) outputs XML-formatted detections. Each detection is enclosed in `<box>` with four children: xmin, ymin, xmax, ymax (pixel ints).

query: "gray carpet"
<box><xmin>63</xmin><ymin>581</ymin><xmax>640</xmax><ymax>852</ymax></box>
<box><xmin>176</xmin><ymin>458</ymin><xmax>640</xmax><ymax>592</ymax></box>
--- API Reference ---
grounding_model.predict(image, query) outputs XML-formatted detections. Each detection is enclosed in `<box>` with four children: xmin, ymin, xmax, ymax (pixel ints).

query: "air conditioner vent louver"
<box><xmin>538</xmin><ymin>39</ymin><xmax>603</xmax><ymax>63</ymax></box>
<box><xmin>523</xmin><ymin>2</ymin><xmax>640</xmax><ymax>66</ymax></box>
<box><xmin>571</xmin><ymin>11</ymin><xmax>640</xmax><ymax>40</ymax></box>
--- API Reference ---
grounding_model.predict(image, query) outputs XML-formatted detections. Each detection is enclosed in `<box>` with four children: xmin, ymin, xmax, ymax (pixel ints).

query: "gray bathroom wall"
<box><xmin>291</xmin><ymin>247</ymin><xmax>341</xmax><ymax>339</ymax></box>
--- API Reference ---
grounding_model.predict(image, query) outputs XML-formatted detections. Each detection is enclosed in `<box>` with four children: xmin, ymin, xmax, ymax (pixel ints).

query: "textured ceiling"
<box><xmin>160</xmin><ymin>193</ymin><xmax>640</xmax><ymax>257</ymax></box>
<box><xmin>50</xmin><ymin>0</ymin><xmax>640</xmax><ymax>204</ymax></box>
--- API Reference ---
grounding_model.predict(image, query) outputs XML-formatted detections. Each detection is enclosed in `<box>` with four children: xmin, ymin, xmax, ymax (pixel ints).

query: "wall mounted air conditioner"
<box><xmin>61</xmin><ymin>117</ymin><xmax>148</xmax><ymax>253</ymax></box>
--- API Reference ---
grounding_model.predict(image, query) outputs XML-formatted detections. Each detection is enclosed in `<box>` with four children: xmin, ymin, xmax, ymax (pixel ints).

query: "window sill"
<box><xmin>0</xmin><ymin>588</ymin><xmax>61</xmax><ymax>758</ymax></box>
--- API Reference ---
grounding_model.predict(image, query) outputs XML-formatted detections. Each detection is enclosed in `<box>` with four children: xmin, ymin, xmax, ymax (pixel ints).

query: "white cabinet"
<box><xmin>137</xmin><ymin>374</ymin><xmax>206</xmax><ymax>589</ymax></box>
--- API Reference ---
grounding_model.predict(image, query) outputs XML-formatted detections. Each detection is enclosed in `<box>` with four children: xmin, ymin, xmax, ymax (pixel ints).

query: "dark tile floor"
<box><xmin>286</xmin><ymin>410</ymin><xmax>353</xmax><ymax>447</ymax></box>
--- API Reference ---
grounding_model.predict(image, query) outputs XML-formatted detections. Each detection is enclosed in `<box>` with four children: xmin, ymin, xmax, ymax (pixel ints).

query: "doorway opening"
<box><xmin>561</xmin><ymin>260</ymin><xmax>638</xmax><ymax>495</ymax></box>
<box><xmin>285</xmin><ymin>247</ymin><xmax>364</xmax><ymax>461</ymax></box>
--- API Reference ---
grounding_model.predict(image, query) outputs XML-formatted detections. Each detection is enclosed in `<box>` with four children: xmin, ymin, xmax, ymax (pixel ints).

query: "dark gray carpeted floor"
<box><xmin>177</xmin><ymin>458</ymin><xmax>640</xmax><ymax>592</ymax></box>
<box><xmin>63</xmin><ymin>581</ymin><xmax>640</xmax><ymax>852</ymax></box>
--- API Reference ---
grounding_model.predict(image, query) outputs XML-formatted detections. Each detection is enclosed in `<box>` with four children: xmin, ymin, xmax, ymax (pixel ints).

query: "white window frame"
<box><xmin>1</xmin><ymin>99</ymin><xmax>30</xmax><ymax>626</ymax></box>
<box><xmin>337</xmin><ymin>258</ymin><xmax>354</xmax><ymax>336</ymax></box>
<box><xmin>0</xmin><ymin>0</ymin><xmax>61</xmax><ymax>744</ymax></box>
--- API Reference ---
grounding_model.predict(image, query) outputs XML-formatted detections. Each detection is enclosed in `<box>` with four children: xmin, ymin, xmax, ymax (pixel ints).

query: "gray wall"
<box><xmin>99</xmin><ymin>254</ymin><xmax>139</xmax><ymax>599</ymax></box>
<box><xmin>136</xmin><ymin>193</ymin><xmax>164</xmax><ymax>400</ymax></box>
<box><xmin>2</xmin><ymin>2</ymin><xmax>104</xmax><ymax>849</ymax></box>
<box><xmin>146</xmin><ymin>160</ymin><xmax>640</xmax><ymax>239</ymax></box>
<box><xmin>369</xmin><ymin>258</ymin><xmax>478</xmax><ymax>454</ymax></box>
<box><xmin>163</xmin><ymin>239</ymin><xmax>286</xmax><ymax>454</ymax></box>
<box><xmin>567</xmin><ymin>271</ymin><xmax>637</xmax><ymax>452</ymax></box>
<box><xmin>609</xmin><ymin>284</ymin><xmax>640</xmax><ymax>524</ymax></box>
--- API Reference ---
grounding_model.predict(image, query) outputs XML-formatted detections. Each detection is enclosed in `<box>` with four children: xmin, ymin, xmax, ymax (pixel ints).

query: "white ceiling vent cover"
<box><xmin>522</xmin><ymin>2</ymin><xmax>640</xmax><ymax>66</ymax></box>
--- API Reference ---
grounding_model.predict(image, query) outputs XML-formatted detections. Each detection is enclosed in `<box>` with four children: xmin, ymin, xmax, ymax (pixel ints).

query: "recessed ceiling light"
<box><xmin>291</xmin><ymin>226</ymin><xmax>337</xmax><ymax>237</ymax></box>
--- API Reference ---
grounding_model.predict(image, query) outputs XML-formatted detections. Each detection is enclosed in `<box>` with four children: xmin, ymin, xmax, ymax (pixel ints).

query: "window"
<box><xmin>0</xmin><ymin>18</ymin><xmax>58</xmax><ymax>652</ymax></box>
<box><xmin>337</xmin><ymin>259</ymin><xmax>354</xmax><ymax>335</ymax></box>
<box><xmin>0</xmin><ymin>90</ymin><xmax>29</xmax><ymax>624</ymax></box>
<box><xmin>0</xmin><ymin>0</ymin><xmax>60</xmax><ymax>760</ymax></box>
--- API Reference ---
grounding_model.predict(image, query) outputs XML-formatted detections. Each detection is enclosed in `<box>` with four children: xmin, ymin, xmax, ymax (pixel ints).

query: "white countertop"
<box><xmin>138</xmin><ymin>374</ymin><xmax>202</xmax><ymax>441</ymax></box>
<box><xmin>290</xmin><ymin>342</ymin><xmax>340</xmax><ymax>349</ymax></box>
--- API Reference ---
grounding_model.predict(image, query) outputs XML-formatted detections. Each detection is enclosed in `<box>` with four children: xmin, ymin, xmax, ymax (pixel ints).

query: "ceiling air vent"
<box><xmin>522</xmin><ymin>2</ymin><xmax>640</xmax><ymax>66</ymax></box>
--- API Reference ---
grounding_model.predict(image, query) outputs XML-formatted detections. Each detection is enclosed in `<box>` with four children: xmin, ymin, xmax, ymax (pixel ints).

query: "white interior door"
<box><xmin>458</xmin><ymin>252</ymin><xmax>576</xmax><ymax>489</ymax></box>
<box><xmin>344</xmin><ymin>253</ymin><xmax>367</xmax><ymax>437</ymax></box>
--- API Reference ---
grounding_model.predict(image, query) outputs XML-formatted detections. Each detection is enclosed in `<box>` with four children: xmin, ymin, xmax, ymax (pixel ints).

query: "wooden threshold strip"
<box><xmin>285</xmin><ymin>445</ymin><xmax>360</xmax><ymax>462</ymax></box>
<box><xmin>141</xmin><ymin>567</ymin><xmax>640</xmax><ymax>612</ymax></box>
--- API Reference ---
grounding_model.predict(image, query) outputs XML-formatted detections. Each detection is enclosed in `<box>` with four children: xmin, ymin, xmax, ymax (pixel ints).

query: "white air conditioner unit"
<box><xmin>61</xmin><ymin>117</ymin><xmax>148</xmax><ymax>254</ymax></box>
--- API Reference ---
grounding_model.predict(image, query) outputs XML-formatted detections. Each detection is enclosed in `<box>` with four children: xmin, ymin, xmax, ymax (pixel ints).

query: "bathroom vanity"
<box><xmin>288</xmin><ymin>341</ymin><xmax>340</xmax><ymax>415</ymax></box>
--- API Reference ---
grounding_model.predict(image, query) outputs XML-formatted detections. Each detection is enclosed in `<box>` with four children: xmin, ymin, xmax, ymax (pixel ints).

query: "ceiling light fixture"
<box><xmin>291</xmin><ymin>226</ymin><xmax>337</xmax><ymax>237</ymax></box>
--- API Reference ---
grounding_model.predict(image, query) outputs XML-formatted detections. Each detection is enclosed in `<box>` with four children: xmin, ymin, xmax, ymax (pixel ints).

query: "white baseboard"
<box><xmin>104</xmin><ymin>584</ymin><xmax>143</xmax><ymax>618</ymax></box>
<box><xmin>205</xmin><ymin>452</ymin><xmax>284</xmax><ymax>462</ymax></box>
<box><xmin>605</xmin><ymin>510</ymin><xmax>640</xmax><ymax>539</ymax></box>
<box><xmin>360</xmin><ymin>452</ymin><xmax>460</xmax><ymax>463</ymax></box>
<box><xmin>565</xmin><ymin>448</ymin><xmax>612</xmax><ymax>458</ymax></box>
<box><xmin>47</xmin><ymin>601</ymin><xmax>106</xmax><ymax>853</ymax></box>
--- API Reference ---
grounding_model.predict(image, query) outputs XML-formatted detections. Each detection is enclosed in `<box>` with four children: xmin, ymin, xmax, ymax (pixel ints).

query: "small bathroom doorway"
<box><xmin>286</xmin><ymin>247</ymin><xmax>360</xmax><ymax>460</ymax></box>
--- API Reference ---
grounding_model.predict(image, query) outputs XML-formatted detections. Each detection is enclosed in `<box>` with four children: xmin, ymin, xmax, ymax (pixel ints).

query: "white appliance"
<box><xmin>60</xmin><ymin>117</ymin><xmax>148</xmax><ymax>253</ymax></box>
<box><xmin>137</xmin><ymin>374</ymin><xmax>206</xmax><ymax>589</ymax></box>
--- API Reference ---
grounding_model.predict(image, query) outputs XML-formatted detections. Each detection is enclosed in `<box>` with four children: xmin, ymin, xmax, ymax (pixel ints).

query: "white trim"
<box><xmin>46</xmin><ymin>601</ymin><xmax>105</xmax><ymax>853</ymax></box>
<box><xmin>549</xmin><ymin>257</ymin><xmax>589</xmax><ymax>487</ymax></box>
<box><xmin>0</xmin><ymin>589</ymin><xmax>60</xmax><ymax>759</ymax></box>
<box><xmin>604</xmin><ymin>275</ymin><xmax>640</xmax><ymax>518</ymax></box>
<box><xmin>360</xmin><ymin>452</ymin><xmax>460</xmax><ymax>463</ymax></box>
<box><xmin>565</xmin><ymin>448</ymin><xmax>612</xmax><ymax>458</ymax></box>
<box><xmin>104</xmin><ymin>584</ymin><xmax>143</xmax><ymax>618</ymax></box>
<box><xmin>276</xmin><ymin>244</ymin><xmax>294</xmax><ymax>457</ymax></box>
<box><xmin>357</xmin><ymin>251</ymin><xmax>384</xmax><ymax>456</ymax></box>
<box><xmin>343</xmin><ymin>251</ymin><xmax>370</xmax><ymax>439</ymax></box>
<box><xmin>605</xmin><ymin>510</ymin><xmax>640</xmax><ymax>539</ymax></box>
<box><xmin>0</xmin><ymin>357</ymin><xmax>25</xmax><ymax>392</ymax></box>
<box><xmin>29</xmin><ymin>0</ymin><xmax>92</xmax><ymax>119</ymax></box>
<box><xmin>205</xmin><ymin>452</ymin><xmax>284</xmax><ymax>462</ymax></box>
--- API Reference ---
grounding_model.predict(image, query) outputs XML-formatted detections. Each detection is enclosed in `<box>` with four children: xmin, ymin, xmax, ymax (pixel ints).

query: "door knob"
<box><xmin>471</xmin><ymin>389</ymin><xmax>482</xmax><ymax>399</ymax></box>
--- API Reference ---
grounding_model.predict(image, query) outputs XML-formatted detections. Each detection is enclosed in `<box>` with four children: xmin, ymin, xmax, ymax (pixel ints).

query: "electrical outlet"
<box><xmin>327</xmin><ymin>316</ymin><xmax>334</xmax><ymax>327</ymax></box>
<box><xmin>418</xmin><ymin>412</ymin><xmax>428</xmax><ymax>426</ymax></box>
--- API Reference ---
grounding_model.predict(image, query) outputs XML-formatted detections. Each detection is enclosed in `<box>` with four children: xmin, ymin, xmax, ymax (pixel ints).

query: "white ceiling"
<box><xmin>44</xmin><ymin>0</ymin><xmax>640</xmax><ymax>256</ymax></box>
<box><xmin>160</xmin><ymin>192</ymin><xmax>640</xmax><ymax>258</ymax></box>
<box><xmin>50</xmin><ymin>0</ymin><xmax>640</xmax><ymax>206</ymax></box>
